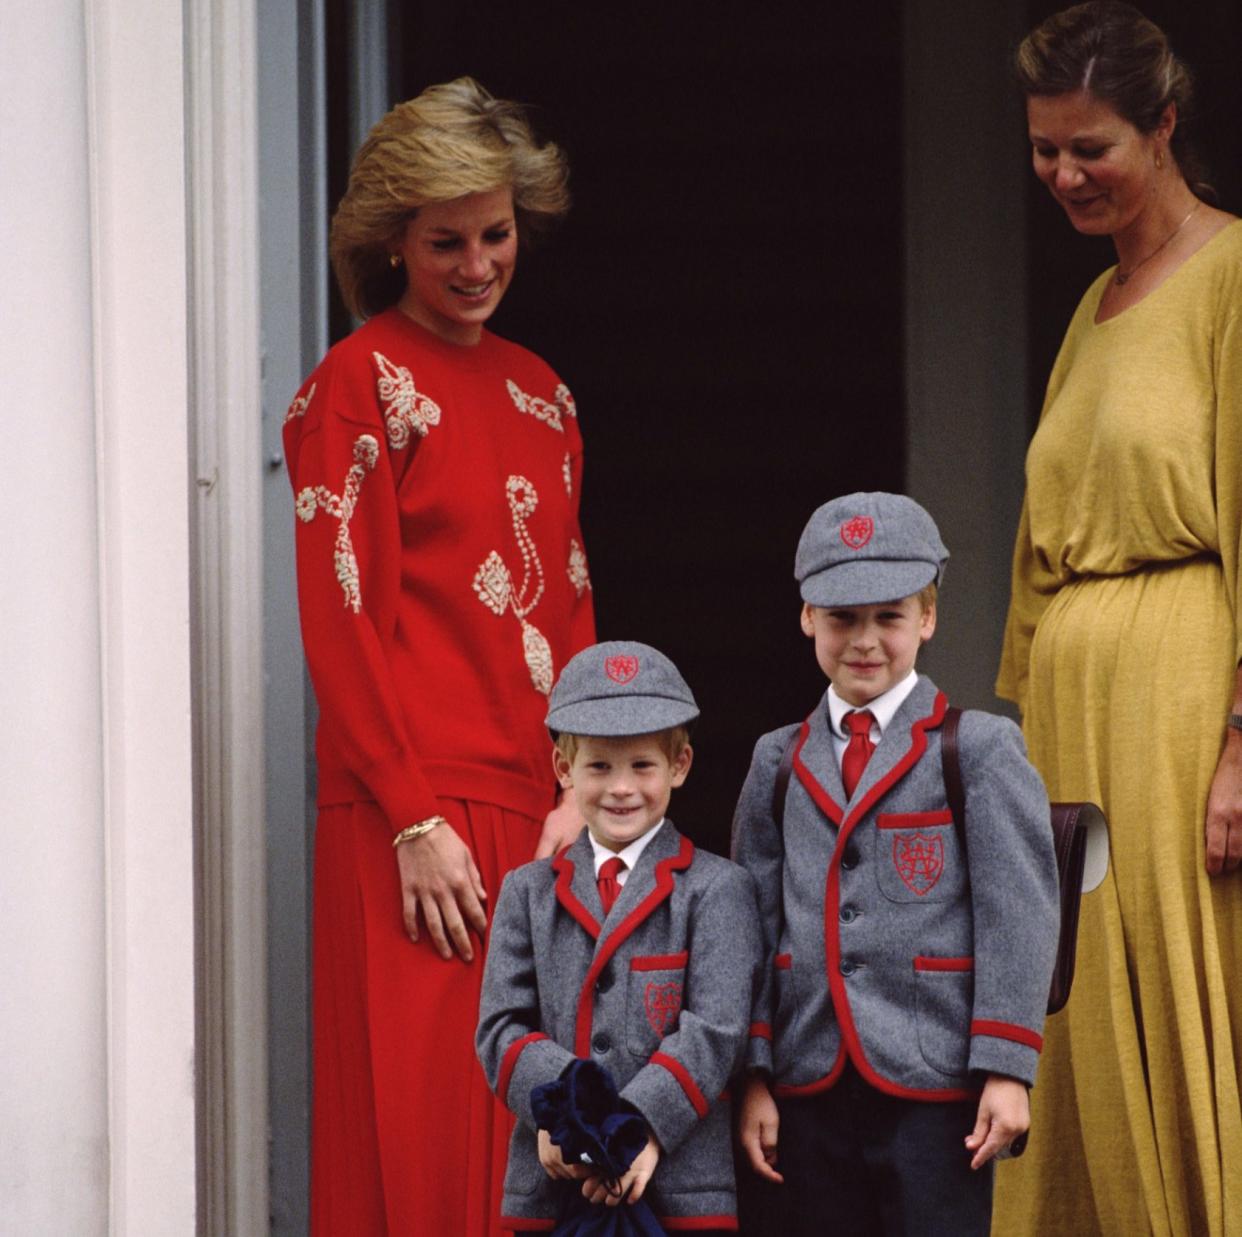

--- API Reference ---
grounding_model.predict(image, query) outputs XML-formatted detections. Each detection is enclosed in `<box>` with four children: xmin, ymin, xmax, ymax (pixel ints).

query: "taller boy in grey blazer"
<box><xmin>477</xmin><ymin>641</ymin><xmax>762</xmax><ymax>1232</ymax></box>
<box><xmin>733</xmin><ymin>493</ymin><xmax>1059</xmax><ymax>1237</ymax></box>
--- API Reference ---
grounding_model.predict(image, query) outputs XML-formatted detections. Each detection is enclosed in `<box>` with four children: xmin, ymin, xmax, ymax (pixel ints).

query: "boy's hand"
<box><xmin>534</xmin><ymin>795</ymin><xmax>585</xmax><ymax>860</ymax></box>
<box><xmin>582</xmin><ymin>1133</ymin><xmax>660</xmax><ymax>1206</ymax></box>
<box><xmin>537</xmin><ymin>1129</ymin><xmax>590</xmax><ymax>1181</ymax></box>
<box><xmin>738</xmin><ymin>1074</ymin><xmax>783</xmax><ymax>1183</ymax></box>
<box><xmin>965</xmin><ymin>1075</ymin><xmax>1030</xmax><ymax>1169</ymax></box>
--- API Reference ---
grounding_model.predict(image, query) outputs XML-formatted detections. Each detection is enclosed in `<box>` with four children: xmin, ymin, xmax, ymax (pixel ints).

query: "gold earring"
<box><xmin>1155</xmin><ymin>148</ymin><xmax>1165</xmax><ymax>171</ymax></box>
<box><xmin>389</xmin><ymin>253</ymin><xmax>401</xmax><ymax>269</ymax></box>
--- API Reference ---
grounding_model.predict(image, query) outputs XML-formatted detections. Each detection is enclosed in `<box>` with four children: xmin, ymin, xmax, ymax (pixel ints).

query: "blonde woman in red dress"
<box><xmin>283</xmin><ymin>77</ymin><xmax>595</xmax><ymax>1235</ymax></box>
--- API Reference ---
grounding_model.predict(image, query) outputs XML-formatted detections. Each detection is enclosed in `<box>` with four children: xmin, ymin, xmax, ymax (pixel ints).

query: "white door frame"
<box><xmin>184</xmin><ymin>0</ymin><xmax>269</xmax><ymax>1231</ymax></box>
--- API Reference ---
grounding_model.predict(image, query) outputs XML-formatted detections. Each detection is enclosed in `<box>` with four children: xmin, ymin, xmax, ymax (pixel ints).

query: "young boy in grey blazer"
<box><xmin>477</xmin><ymin>641</ymin><xmax>762</xmax><ymax>1233</ymax></box>
<box><xmin>732</xmin><ymin>492</ymin><xmax>1059</xmax><ymax>1237</ymax></box>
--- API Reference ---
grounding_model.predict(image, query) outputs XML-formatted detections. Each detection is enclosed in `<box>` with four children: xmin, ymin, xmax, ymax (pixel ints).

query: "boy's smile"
<box><xmin>554</xmin><ymin>735</ymin><xmax>693</xmax><ymax>854</ymax></box>
<box><xmin>801</xmin><ymin>596</ymin><xmax>936</xmax><ymax>707</ymax></box>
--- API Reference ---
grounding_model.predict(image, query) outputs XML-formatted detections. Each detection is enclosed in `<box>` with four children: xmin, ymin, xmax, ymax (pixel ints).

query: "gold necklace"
<box><xmin>1114</xmin><ymin>201</ymin><xmax>1202</xmax><ymax>285</ymax></box>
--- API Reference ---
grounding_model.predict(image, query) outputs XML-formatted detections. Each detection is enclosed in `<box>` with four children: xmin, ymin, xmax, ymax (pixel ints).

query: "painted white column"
<box><xmin>0</xmin><ymin>4</ymin><xmax>109</xmax><ymax>1233</ymax></box>
<box><xmin>1</xmin><ymin>0</ymin><xmax>199</xmax><ymax>1231</ymax></box>
<box><xmin>85</xmin><ymin>0</ymin><xmax>198</xmax><ymax>1230</ymax></box>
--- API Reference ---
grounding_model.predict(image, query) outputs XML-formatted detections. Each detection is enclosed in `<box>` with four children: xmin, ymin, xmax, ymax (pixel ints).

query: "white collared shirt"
<box><xmin>588</xmin><ymin>819</ymin><xmax>665</xmax><ymax>885</ymax></box>
<box><xmin>826</xmin><ymin>671</ymin><xmax>919</xmax><ymax>769</ymax></box>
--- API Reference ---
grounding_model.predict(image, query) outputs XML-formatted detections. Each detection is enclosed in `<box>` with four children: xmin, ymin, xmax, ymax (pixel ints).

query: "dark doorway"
<box><xmin>352</xmin><ymin>2</ymin><xmax>906</xmax><ymax>853</ymax></box>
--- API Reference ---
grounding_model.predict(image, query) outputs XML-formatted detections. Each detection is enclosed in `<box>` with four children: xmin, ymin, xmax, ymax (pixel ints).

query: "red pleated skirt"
<box><xmin>311</xmin><ymin>796</ymin><xmax>542</xmax><ymax>1236</ymax></box>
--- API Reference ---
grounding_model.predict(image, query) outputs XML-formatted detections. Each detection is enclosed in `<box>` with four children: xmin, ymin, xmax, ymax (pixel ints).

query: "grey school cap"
<box><xmin>795</xmin><ymin>491</ymin><xmax>949</xmax><ymax>607</ymax></box>
<box><xmin>546</xmin><ymin>641</ymin><xmax>699</xmax><ymax>737</ymax></box>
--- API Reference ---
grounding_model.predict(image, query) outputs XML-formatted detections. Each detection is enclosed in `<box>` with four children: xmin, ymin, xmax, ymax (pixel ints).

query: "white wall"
<box><xmin>0</xmin><ymin>0</ymin><xmax>198</xmax><ymax>1230</ymax></box>
<box><xmin>0</xmin><ymin>4</ymin><xmax>109</xmax><ymax>1231</ymax></box>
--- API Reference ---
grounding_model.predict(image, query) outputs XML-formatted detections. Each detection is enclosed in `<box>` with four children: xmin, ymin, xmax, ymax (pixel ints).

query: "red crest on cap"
<box><xmin>605</xmin><ymin>655</ymin><xmax>639</xmax><ymax>684</ymax></box>
<box><xmin>840</xmin><ymin>515</ymin><xmax>874</xmax><ymax>550</ymax></box>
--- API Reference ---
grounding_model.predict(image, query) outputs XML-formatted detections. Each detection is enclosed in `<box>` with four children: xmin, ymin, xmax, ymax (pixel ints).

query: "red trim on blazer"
<box><xmin>571</xmin><ymin>836</ymin><xmax>696</xmax><ymax>1057</ymax></box>
<box><xmin>876</xmin><ymin>809</ymin><xmax>954</xmax><ymax>829</ymax></box>
<box><xmin>651</xmin><ymin>1051</ymin><xmax>709</xmax><ymax>1118</ymax></box>
<box><xmin>497</xmin><ymin>1031</ymin><xmax>549</xmax><ymax>1106</ymax></box>
<box><xmin>807</xmin><ymin>692</ymin><xmax>977</xmax><ymax>1102</ymax></box>
<box><xmin>749</xmin><ymin>1022</ymin><xmax>773</xmax><ymax>1040</ymax></box>
<box><xmin>552</xmin><ymin>848</ymin><xmax>600</xmax><ymax>940</ymax></box>
<box><xmin>972</xmin><ymin>1019</ymin><xmax>1044</xmax><ymax>1052</ymax></box>
<box><xmin>774</xmin><ymin>953</ymin><xmax>792</xmax><ymax>970</ymax></box>
<box><xmin>503</xmin><ymin>1218</ymin><xmax>556</xmax><ymax>1231</ymax></box>
<box><xmin>792</xmin><ymin>721</ymin><xmax>844</xmax><ymax>825</ymax></box>
<box><xmin>914</xmin><ymin>956</ymin><xmax>974</xmax><ymax>972</ymax></box>
<box><xmin>630</xmin><ymin>952</ymin><xmax>689</xmax><ymax>971</ymax></box>
<box><xmin>838</xmin><ymin>692</ymin><xmax>948</xmax><ymax>832</ymax></box>
<box><xmin>773</xmin><ymin>1040</ymin><xmax>847</xmax><ymax>1097</ymax></box>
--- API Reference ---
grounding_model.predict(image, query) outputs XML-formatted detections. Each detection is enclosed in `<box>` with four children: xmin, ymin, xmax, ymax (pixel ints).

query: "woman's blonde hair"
<box><xmin>330</xmin><ymin>77</ymin><xmax>570</xmax><ymax>319</ymax></box>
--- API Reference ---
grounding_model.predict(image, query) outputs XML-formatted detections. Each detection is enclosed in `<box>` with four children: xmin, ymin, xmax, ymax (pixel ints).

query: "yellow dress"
<box><xmin>993</xmin><ymin>221</ymin><xmax>1242</xmax><ymax>1237</ymax></box>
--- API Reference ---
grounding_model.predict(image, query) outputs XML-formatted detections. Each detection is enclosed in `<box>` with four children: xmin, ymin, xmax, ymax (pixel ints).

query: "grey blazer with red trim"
<box><xmin>731</xmin><ymin>674</ymin><xmax>1058</xmax><ymax>1100</ymax></box>
<box><xmin>476</xmin><ymin>821</ymin><xmax>763</xmax><ymax>1230</ymax></box>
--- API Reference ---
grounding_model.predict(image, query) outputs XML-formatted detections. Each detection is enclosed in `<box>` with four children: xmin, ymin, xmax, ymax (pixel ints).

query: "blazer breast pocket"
<box><xmin>626</xmin><ymin>953</ymin><xmax>688</xmax><ymax>1056</ymax></box>
<box><xmin>873</xmin><ymin>811</ymin><xmax>963</xmax><ymax>903</ymax></box>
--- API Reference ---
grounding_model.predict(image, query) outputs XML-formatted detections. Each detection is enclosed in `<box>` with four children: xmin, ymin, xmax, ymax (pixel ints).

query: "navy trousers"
<box><xmin>738</xmin><ymin>1065</ymin><xmax>993</xmax><ymax>1237</ymax></box>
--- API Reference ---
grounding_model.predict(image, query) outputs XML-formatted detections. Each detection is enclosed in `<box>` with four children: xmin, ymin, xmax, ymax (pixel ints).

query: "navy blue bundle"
<box><xmin>531</xmin><ymin>1059</ymin><xmax>666</xmax><ymax>1236</ymax></box>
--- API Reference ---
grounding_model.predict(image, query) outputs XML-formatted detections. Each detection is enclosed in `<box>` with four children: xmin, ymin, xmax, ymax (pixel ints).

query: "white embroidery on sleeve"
<box><xmin>472</xmin><ymin>476</ymin><xmax>554</xmax><ymax>695</ymax></box>
<box><xmin>374</xmin><ymin>352</ymin><xmax>442</xmax><ymax>448</ymax></box>
<box><xmin>506</xmin><ymin>379</ymin><xmax>576</xmax><ymax>433</ymax></box>
<box><xmin>563</xmin><ymin>452</ymin><xmax>573</xmax><ymax>496</ymax></box>
<box><xmin>284</xmin><ymin>383</ymin><xmax>317</xmax><ymax>423</ymax></box>
<box><xmin>295</xmin><ymin>434</ymin><xmax>380</xmax><ymax>613</ymax></box>
<box><xmin>567</xmin><ymin>539</ymin><xmax>591</xmax><ymax>597</ymax></box>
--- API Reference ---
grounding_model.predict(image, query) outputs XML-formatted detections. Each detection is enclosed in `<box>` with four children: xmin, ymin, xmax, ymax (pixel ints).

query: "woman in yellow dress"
<box><xmin>993</xmin><ymin>4</ymin><xmax>1242</xmax><ymax>1234</ymax></box>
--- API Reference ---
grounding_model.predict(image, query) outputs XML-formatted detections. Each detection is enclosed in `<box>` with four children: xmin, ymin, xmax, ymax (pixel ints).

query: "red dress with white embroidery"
<box><xmin>284</xmin><ymin>306</ymin><xmax>595</xmax><ymax>1236</ymax></box>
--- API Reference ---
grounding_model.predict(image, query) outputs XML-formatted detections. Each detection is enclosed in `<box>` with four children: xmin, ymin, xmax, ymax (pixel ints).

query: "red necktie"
<box><xmin>842</xmin><ymin>710</ymin><xmax>876</xmax><ymax>799</ymax></box>
<box><xmin>597</xmin><ymin>857</ymin><xmax>626</xmax><ymax>916</ymax></box>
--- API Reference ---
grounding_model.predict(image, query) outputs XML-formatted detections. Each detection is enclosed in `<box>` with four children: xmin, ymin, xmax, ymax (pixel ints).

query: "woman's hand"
<box><xmin>965</xmin><ymin>1075</ymin><xmax>1030</xmax><ymax>1169</ymax></box>
<box><xmin>537</xmin><ymin>1129</ymin><xmax>590</xmax><ymax>1181</ymax></box>
<box><xmin>1205</xmin><ymin>726</ymin><xmax>1242</xmax><ymax>875</ymax></box>
<box><xmin>395</xmin><ymin>822</ymin><xmax>488</xmax><ymax>962</ymax></box>
<box><xmin>534</xmin><ymin>795</ymin><xmax>585</xmax><ymax>860</ymax></box>
<box><xmin>737</xmin><ymin>1074</ymin><xmax>783</xmax><ymax>1183</ymax></box>
<box><xmin>581</xmin><ymin>1133</ymin><xmax>660</xmax><ymax>1206</ymax></box>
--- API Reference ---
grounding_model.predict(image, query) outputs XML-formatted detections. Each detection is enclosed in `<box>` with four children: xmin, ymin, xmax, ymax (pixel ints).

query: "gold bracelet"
<box><xmin>392</xmin><ymin>815</ymin><xmax>448</xmax><ymax>847</ymax></box>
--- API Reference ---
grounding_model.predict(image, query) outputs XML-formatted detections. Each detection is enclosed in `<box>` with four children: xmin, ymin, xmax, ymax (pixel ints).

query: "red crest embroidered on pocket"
<box><xmin>840</xmin><ymin>515</ymin><xmax>874</xmax><ymax>550</ymax></box>
<box><xmin>893</xmin><ymin>832</ymin><xmax>944</xmax><ymax>895</ymax></box>
<box><xmin>606</xmin><ymin>655</ymin><xmax>639</xmax><ymax>684</ymax></box>
<box><xmin>644</xmin><ymin>981</ymin><xmax>682</xmax><ymax>1036</ymax></box>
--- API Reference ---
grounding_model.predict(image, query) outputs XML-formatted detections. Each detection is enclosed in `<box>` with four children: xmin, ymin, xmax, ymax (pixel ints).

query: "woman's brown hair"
<box><xmin>1016</xmin><ymin>2</ymin><xmax>1210</xmax><ymax>197</ymax></box>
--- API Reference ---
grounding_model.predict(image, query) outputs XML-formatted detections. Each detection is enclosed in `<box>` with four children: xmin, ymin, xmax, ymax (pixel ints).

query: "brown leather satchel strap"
<box><xmin>941</xmin><ymin>705</ymin><xmax>967</xmax><ymax>853</ymax></box>
<box><xmin>771</xmin><ymin>728</ymin><xmax>799</xmax><ymax>832</ymax></box>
